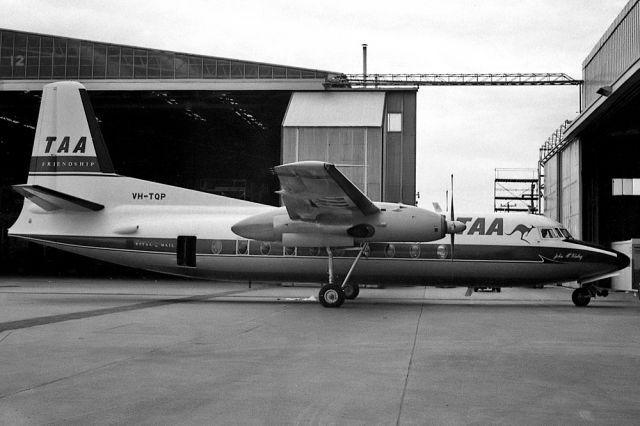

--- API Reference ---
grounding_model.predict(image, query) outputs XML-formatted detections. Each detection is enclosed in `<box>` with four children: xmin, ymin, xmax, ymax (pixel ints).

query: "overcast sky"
<box><xmin>2</xmin><ymin>0</ymin><xmax>629</xmax><ymax>212</ymax></box>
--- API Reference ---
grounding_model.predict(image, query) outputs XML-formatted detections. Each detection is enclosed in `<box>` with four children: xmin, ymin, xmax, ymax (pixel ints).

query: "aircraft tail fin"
<box><xmin>13</xmin><ymin>184</ymin><xmax>104</xmax><ymax>212</ymax></box>
<box><xmin>28</xmin><ymin>81</ymin><xmax>115</xmax><ymax>182</ymax></box>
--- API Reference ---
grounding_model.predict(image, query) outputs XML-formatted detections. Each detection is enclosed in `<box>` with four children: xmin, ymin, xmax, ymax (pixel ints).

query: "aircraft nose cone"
<box><xmin>617</xmin><ymin>252</ymin><xmax>630</xmax><ymax>270</ymax></box>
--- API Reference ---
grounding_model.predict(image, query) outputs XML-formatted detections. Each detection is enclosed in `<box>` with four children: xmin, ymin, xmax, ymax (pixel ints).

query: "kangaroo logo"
<box><xmin>506</xmin><ymin>224</ymin><xmax>535</xmax><ymax>244</ymax></box>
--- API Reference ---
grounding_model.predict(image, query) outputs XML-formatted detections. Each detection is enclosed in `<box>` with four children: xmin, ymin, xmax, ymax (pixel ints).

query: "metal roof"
<box><xmin>0</xmin><ymin>28</ymin><xmax>341</xmax><ymax>82</ymax></box>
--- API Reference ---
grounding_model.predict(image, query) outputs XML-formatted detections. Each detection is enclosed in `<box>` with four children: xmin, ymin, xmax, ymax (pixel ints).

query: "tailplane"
<box><xmin>12</xmin><ymin>184</ymin><xmax>104</xmax><ymax>212</ymax></box>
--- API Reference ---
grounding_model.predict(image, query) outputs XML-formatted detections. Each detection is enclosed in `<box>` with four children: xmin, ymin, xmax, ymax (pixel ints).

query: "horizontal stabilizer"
<box><xmin>13</xmin><ymin>184</ymin><xmax>104</xmax><ymax>212</ymax></box>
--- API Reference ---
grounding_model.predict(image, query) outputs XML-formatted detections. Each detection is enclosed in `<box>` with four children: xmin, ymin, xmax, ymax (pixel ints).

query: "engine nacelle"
<box><xmin>231</xmin><ymin>203</ymin><xmax>451</xmax><ymax>247</ymax></box>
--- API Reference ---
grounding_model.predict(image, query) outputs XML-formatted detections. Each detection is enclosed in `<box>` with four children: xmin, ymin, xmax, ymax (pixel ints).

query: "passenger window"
<box><xmin>260</xmin><ymin>242</ymin><xmax>271</xmax><ymax>255</ymax></box>
<box><xmin>385</xmin><ymin>244</ymin><xmax>396</xmax><ymax>258</ymax></box>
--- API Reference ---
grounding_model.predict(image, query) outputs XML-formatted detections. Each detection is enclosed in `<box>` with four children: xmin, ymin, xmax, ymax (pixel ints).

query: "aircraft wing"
<box><xmin>274</xmin><ymin>161</ymin><xmax>379</xmax><ymax>221</ymax></box>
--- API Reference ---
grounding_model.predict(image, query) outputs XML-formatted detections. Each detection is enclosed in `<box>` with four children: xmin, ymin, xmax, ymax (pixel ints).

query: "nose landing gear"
<box><xmin>571</xmin><ymin>287</ymin><xmax>592</xmax><ymax>307</ymax></box>
<box><xmin>572</xmin><ymin>285</ymin><xmax>609</xmax><ymax>307</ymax></box>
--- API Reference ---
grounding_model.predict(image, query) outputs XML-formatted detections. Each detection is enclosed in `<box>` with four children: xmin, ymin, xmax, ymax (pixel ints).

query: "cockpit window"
<box><xmin>540</xmin><ymin>227</ymin><xmax>571</xmax><ymax>239</ymax></box>
<box><xmin>558</xmin><ymin>228</ymin><xmax>572</xmax><ymax>238</ymax></box>
<box><xmin>540</xmin><ymin>227</ymin><xmax>559</xmax><ymax>238</ymax></box>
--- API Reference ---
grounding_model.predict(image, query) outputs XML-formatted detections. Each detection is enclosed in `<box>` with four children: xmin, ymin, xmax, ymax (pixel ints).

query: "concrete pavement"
<box><xmin>0</xmin><ymin>277</ymin><xmax>638</xmax><ymax>425</ymax></box>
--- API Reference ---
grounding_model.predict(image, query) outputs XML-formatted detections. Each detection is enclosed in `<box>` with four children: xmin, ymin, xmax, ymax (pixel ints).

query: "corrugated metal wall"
<box><xmin>282</xmin><ymin>127</ymin><xmax>383</xmax><ymax>201</ymax></box>
<box><xmin>543</xmin><ymin>140</ymin><xmax>582</xmax><ymax>238</ymax></box>
<box><xmin>582</xmin><ymin>0</ymin><xmax>640</xmax><ymax>110</ymax></box>
<box><xmin>560</xmin><ymin>141</ymin><xmax>582</xmax><ymax>239</ymax></box>
<box><xmin>544</xmin><ymin>155</ymin><xmax>559</xmax><ymax>222</ymax></box>
<box><xmin>282</xmin><ymin>90</ymin><xmax>417</xmax><ymax>205</ymax></box>
<box><xmin>383</xmin><ymin>92</ymin><xmax>416</xmax><ymax>204</ymax></box>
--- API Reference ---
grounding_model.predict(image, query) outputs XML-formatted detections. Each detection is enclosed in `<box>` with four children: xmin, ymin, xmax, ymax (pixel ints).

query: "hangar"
<box><xmin>539</xmin><ymin>0</ymin><xmax>640</xmax><ymax>286</ymax></box>
<box><xmin>0</xmin><ymin>28</ymin><xmax>417</xmax><ymax>272</ymax></box>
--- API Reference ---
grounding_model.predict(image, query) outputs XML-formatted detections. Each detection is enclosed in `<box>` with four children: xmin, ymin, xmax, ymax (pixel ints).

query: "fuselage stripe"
<box><xmin>10</xmin><ymin>234</ymin><xmax>609</xmax><ymax>264</ymax></box>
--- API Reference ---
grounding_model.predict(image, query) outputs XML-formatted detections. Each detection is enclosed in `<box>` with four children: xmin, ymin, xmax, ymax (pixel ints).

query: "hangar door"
<box><xmin>282</xmin><ymin>92</ymin><xmax>384</xmax><ymax>201</ymax></box>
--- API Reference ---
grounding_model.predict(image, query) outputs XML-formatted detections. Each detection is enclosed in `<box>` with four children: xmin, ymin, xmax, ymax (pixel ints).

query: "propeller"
<box><xmin>446</xmin><ymin>174</ymin><xmax>467</xmax><ymax>261</ymax></box>
<box><xmin>450</xmin><ymin>174</ymin><xmax>455</xmax><ymax>261</ymax></box>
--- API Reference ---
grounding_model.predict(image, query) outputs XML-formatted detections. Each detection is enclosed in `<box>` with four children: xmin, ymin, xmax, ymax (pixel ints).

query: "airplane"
<box><xmin>8</xmin><ymin>81</ymin><xmax>630</xmax><ymax>308</ymax></box>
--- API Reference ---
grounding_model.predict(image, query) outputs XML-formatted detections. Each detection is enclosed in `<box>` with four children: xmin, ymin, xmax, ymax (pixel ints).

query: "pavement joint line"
<box><xmin>0</xmin><ymin>288</ymin><xmax>257</xmax><ymax>332</ymax></box>
<box><xmin>0</xmin><ymin>350</ymin><xmax>151</xmax><ymax>400</ymax></box>
<box><xmin>396</xmin><ymin>286</ymin><xmax>427</xmax><ymax>426</ymax></box>
<box><xmin>0</xmin><ymin>331</ymin><xmax>12</xmax><ymax>345</ymax></box>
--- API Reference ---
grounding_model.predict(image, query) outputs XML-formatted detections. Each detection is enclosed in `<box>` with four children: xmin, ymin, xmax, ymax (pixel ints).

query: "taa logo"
<box><xmin>457</xmin><ymin>217</ymin><xmax>504</xmax><ymax>235</ymax></box>
<box><xmin>457</xmin><ymin>217</ymin><xmax>535</xmax><ymax>243</ymax></box>
<box><xmin>44</xmin><ymin>136</ymin><xmax>87</xmax><ymax>154</ymax></box>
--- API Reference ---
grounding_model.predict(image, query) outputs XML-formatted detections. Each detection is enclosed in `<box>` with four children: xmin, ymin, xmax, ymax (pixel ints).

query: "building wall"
<box><xmin>560</xmin><ymin>141</ymin><xmax>582</xmax><ymax>239</ymax></box>
<box><xmin>542</xmin><ymin>139</ymin><xmax>582</xmax><ymax>239</ymax></box>
<box><xmin>544</xmin><ymin>154</ymin><xmax>559</xmax><ymax>222</ymax></box>
<box><xmin>282</xmin><ymin>127</ymin><xmax>382</xmax><ymax>201</ymax></box>
<box><xmin>383</xmin><ymin>91</ymin><xmax>417</xmax><ymax>204</ymax></box>
<box><xmin>582</xmin><ymin>0</ymin><xmax>640</xmax><ymax>110</ymax></box>
<box><xmin>282</xmin><ymin>90</ymin><xmax>417</xmax><ymax>205</ymax></box>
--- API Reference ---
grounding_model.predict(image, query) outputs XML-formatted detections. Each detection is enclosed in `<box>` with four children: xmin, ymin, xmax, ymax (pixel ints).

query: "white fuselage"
<box><xmin>9</xmin><ymin>175</ymin><xmax>624</xmax><ymax>287</ymax></box>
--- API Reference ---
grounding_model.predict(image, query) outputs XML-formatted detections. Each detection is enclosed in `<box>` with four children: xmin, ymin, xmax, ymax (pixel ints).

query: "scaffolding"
<box><xmin>494</xmin><ymin>168</ymin><xmax>539</xmax><ymax>213</ymax></box>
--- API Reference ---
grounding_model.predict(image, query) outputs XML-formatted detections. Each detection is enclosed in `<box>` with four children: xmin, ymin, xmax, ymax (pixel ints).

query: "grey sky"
<box><xmin>2</xmin><ymin>0</ymin><xmax>628</xmax><ymax>211</ymax></box>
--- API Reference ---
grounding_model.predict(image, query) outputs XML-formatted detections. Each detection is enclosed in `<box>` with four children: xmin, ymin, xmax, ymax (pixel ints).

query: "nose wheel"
<box><xmin>572</xmin><ymin>287</ymin><xmax>591</xmax><ymax>307</ymax></box>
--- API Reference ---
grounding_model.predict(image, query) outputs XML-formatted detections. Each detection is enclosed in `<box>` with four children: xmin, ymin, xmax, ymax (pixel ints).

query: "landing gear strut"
<box><xmin>318</xmin><ymin>244</ymin><xmax>367</xmax><ymax>308</ymax></box>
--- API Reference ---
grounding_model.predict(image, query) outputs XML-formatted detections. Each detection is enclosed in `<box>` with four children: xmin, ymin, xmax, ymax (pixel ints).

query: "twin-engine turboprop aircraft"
<box><xmin>8</xmin><ymin>82</ymin><xmax>629</xmax><ymax>307</ymax></box>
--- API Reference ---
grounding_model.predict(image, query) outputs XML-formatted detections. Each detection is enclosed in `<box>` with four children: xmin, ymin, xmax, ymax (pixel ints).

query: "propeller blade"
<box><xmin>451</xmin><ymin>232</ymin><xmax>455</xmax><ymax>261</ymax></box>
<box><xmin>450</xmin><ymin>174</ymin><xmax>454</xmax><ymax>261</ymax></box>
<box><xmin>450</xmin><ymin>174</ymin><xmax>454</xmax><ymax>222</ymax></box>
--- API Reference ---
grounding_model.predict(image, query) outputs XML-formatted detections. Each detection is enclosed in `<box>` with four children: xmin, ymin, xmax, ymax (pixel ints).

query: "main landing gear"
<box><xmin>318</xmin><ymin>244</ymin><xmax>367</xmax><ymax>308</ymax></box>
<box><xmin>571</xmin><ymin>285</ymin><xmax>609</xmax><ymax>307</ymax></box>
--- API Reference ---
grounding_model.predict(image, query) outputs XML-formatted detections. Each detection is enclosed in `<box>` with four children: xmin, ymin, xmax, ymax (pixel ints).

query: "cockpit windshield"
<box><xmin>539</xmin><ymin>227</ymin><xmax>572</xmax><ymax>239</ymax></box>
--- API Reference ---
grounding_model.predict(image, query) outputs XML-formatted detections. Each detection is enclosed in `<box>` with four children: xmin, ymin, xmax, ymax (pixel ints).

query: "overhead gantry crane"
<box><xmin>326</xmin><ymin>73</ymin><xmax>582</xmax><ymax>88</ymax></box>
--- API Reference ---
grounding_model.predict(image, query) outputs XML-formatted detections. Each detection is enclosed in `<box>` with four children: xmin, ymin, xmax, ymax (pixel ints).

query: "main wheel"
<box><xmin>572</xmin><ymin>288</ymin><xmax>591</xmax><ymax>307</ymax></box>
<box><xmin>319</xmin><ymin>284</ymin><xmax>345</xmax><ymax>308</ymax></box>
<box><xmin>343</xmin><ymin>283</ymin><xmax>360</xmax><ymax>300</ymax></box>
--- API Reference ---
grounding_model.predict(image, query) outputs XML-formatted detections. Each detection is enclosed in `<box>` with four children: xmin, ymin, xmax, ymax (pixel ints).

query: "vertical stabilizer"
<box><xmin>29</xmin><ymin>81</ymin><xmax>114</xmax><ymax>182</ymax></box>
